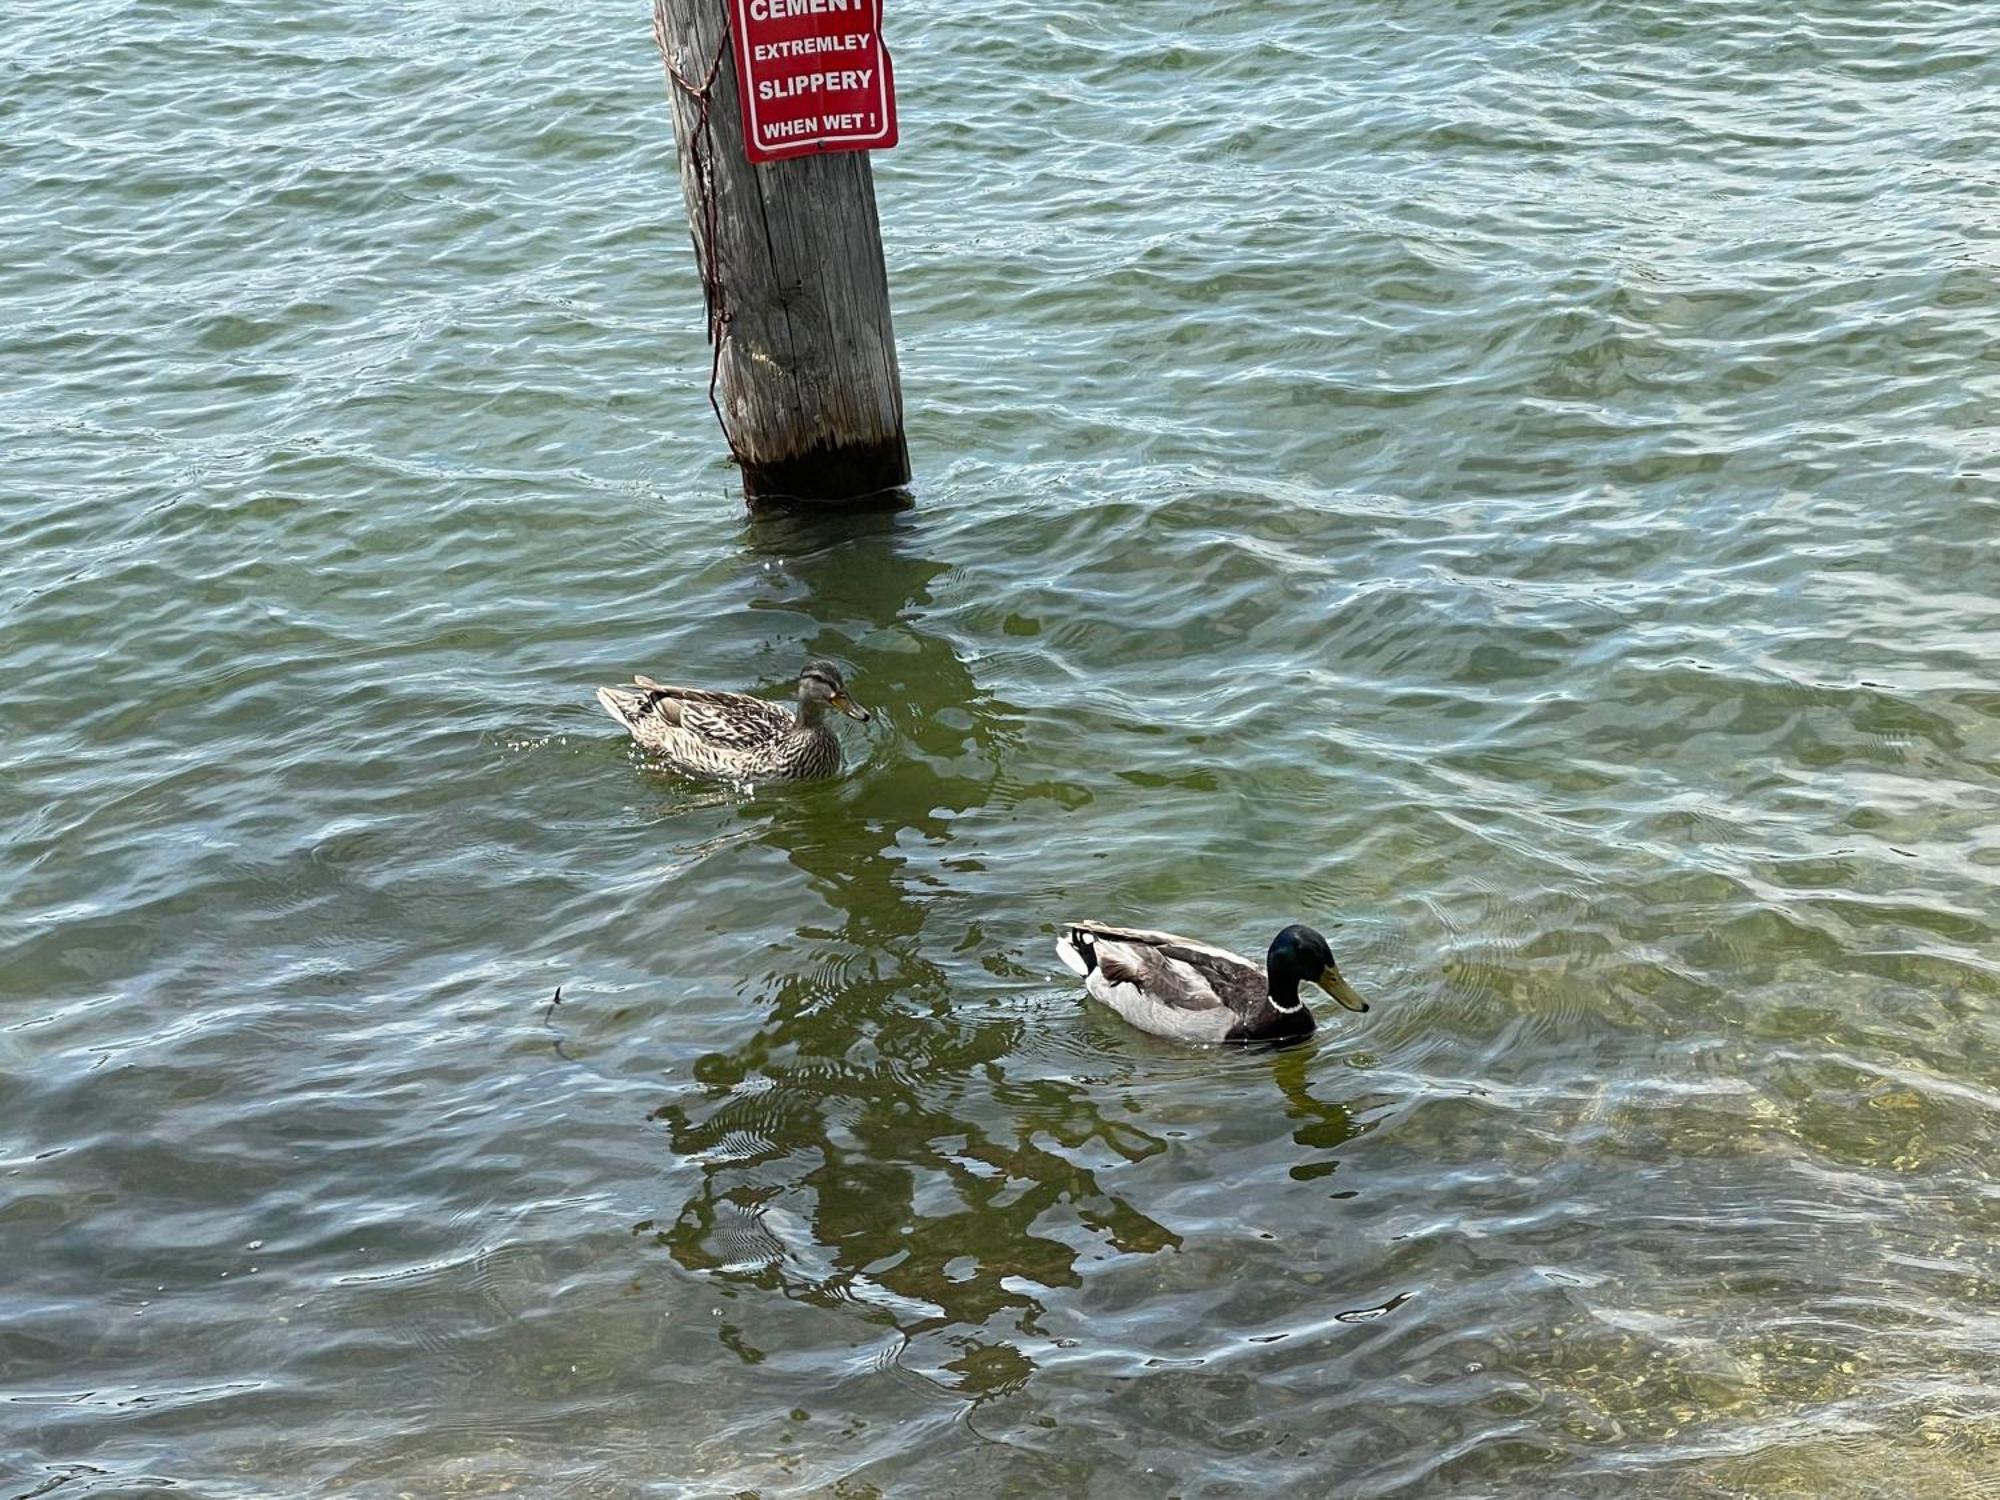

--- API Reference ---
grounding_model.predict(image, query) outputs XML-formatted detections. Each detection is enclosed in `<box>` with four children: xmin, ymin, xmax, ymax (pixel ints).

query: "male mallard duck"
<box><xmin>1055</xmin><ymin>921</ymin><xmax>1368</xmax><ymax>1044</ymax></box>
<box><xmin>595</xmin><ymin>658</ymin><xmax>870</xmax><ymax>781</ymax></box>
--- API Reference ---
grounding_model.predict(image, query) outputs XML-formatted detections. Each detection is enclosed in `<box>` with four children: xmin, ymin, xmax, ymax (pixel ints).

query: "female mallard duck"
<box><xmin>595</xmin><ymin>658</ymin><xmax>870</xmax><ymax>781</ymax></box>
<box><xmin>1055</xmin><ymin>921</ymin><xmax>1368</xmax><ymax>1044</ymax></box>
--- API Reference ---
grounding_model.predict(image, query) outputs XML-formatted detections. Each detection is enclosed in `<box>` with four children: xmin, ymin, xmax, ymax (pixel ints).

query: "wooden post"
<box><xmin>653</xmin><ymin>0</ymin><xmax>911</xmax><ymax>508</ymax></box>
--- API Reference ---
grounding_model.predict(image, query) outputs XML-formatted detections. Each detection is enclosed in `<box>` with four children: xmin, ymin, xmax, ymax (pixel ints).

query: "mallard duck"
<box><xmin>1054</xmin><ymin>921</ymin><xmax>1368</xmax><ymax>1044</ymax></box>
<box><xmin>595</xmin><ymin>658</ymin><xmax>870</xmax><ymax>781</ymax></box>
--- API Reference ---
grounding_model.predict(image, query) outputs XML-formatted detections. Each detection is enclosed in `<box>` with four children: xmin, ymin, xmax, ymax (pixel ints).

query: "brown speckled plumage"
<box><xmin>595</xmin><ymin>659</ymin><xmax>868</xmax><ymax>783</ymax></box>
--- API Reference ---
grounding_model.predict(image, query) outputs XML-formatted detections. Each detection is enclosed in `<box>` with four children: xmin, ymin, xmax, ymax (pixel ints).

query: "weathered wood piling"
<box><xmin>653</xmin><ymin>0</ymin><xmax>910</xmax><ymax>508</ymax></box>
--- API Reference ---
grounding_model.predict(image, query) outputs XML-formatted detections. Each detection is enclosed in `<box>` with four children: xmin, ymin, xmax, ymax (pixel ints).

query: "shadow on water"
<box><xmin>636</xmin><ymin>510</ymin><xmax>1180</xmax><ymax>1400</ymax></box>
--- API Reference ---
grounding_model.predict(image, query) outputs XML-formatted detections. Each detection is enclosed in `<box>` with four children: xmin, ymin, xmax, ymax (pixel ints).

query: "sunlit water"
<box><xmin>4</xmin><ymin>1</ymin><xmax>1998</xmax><ymax>1495</ymax></box>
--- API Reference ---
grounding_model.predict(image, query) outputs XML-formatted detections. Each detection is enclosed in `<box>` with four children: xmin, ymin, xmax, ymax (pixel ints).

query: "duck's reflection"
<box><xmin>639</xmin><ymin>511</ymin><xmax>1175</xmax><ymax>1400</ymax></box>
<box><xmin>1268</xmin><ymin>1042</ymin><xmax>1361</xmax><ymax>1182</ymax></box>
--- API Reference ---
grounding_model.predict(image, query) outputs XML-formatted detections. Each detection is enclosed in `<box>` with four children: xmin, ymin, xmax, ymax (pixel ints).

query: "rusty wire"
<box><xmin>653</xmin><ymin>1</ymin><xmax>745</xmax><ymax>463</ymax></box>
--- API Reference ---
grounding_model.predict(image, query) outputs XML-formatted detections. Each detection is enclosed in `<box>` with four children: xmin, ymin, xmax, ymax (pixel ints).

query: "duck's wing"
<box><xmin>1055</xmin><ymin>921</ymin><xmax>1267</xmax><ymax>1035</ymax></box>
<box><xmin>1058</xmin><ymin>922</ymin><xmax>1264</xmax><ymax>998</ymax></box>
<box><xmin>597</xmin><ymin>678</ymin><xmax>793</xmax><ymax>749</ymax></box>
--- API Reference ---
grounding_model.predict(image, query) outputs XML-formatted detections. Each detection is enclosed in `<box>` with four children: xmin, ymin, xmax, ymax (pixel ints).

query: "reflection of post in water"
<box><xmin>639</xmin><ymin>512</ymin><xmax>1178</xmax><ymax>1400</ymax></box>
<box><xmin>740</xmin><ymin>508</ymin><xmax>1021</xmax><ymax>831</ymax></box>
<box><xmin>732</xmin><ymin>507</ymin><xmax>1007</xmax><ymax>951</ymax></box>
<box><xmin>644</xmin><ymin>828</ymin><xmax>1183</xmax><ymax>1398</ymax></box>
<box><xmin>1268</xmin><ymin>1042</ymin><xmax>1362</xmax><ymax>1184</ymax></box>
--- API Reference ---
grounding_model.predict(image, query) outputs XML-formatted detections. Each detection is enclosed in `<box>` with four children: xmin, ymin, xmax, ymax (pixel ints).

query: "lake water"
<box><xmin>4</xmin><ymin>1</ymin><xmax>1997</xmax><ymax>1495</ymax></box>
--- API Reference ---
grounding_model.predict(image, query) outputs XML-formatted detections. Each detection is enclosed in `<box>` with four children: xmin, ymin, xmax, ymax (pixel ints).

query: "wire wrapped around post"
<box><xmin>652</xmin><ymin>0</ymin><xmax>744</xmax><ymax>465</ymax></box>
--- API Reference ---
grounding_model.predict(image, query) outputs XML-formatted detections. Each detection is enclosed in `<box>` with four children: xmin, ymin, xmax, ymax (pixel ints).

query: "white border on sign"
<box><xmin>732</xmin><ymin>0</ymin><xmax>895</xmax><ymax>157</ymax></box>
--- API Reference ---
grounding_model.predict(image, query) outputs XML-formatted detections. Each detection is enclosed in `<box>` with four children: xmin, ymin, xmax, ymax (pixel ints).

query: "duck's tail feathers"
<box><xmin>596</xmin><ymin>685</ymin><xmax>644</xmax><ymax>731</ymax></box>
<box><xmin>1054</xmin><ymin>925</ymin><xmax>1096</xmax><ymax>977</ymax></box>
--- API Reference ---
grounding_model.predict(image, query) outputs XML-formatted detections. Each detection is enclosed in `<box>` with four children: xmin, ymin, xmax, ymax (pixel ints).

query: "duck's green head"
<box><xmin>1269</xmin><ymin>923</ymin><xmax>1369</xmax><ymax>1013</ymax></box>
<box><xmin>799</xmin><ymin>659</ymin><xmax>871</xmax><ymax>722</ymax></box>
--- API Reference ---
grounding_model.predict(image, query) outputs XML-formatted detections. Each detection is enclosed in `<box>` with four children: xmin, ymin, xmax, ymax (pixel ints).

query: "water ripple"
<box><xmin>3</xmin><ymin>0</ymin><xmax>1997</xmax><ymax>1495</ymax></box>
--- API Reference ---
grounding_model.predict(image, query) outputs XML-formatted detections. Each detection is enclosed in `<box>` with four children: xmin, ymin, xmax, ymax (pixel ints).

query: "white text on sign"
<box><xmin>730</xmin><ymin>0</ymin><xmax>898</xmax><ymax>164</ymax></box>
<box><xmin>747</xmin><ymin>0</ymin><xmax>863</xmax><ymax>17</ymax></box>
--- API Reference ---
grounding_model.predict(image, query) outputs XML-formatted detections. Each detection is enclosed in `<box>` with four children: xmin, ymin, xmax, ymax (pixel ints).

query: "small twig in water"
<box><xmin>543</xmin><ymin>985</ymin><xmax>575</xmax><ymax>1062</ymax></box>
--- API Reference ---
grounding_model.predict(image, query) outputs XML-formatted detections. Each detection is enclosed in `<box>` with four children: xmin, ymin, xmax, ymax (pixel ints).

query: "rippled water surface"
<box><xmin>5</xmin><ymin>1</ymin><xmax>1998</xmax><ymax>1495</ymax></box>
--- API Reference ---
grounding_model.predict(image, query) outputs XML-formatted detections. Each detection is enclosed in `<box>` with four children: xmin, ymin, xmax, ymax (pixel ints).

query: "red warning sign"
<box><xmin>731</xmin><ymin>0</ymin><xmax>898</xmax><ymax>164</ymax></box>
